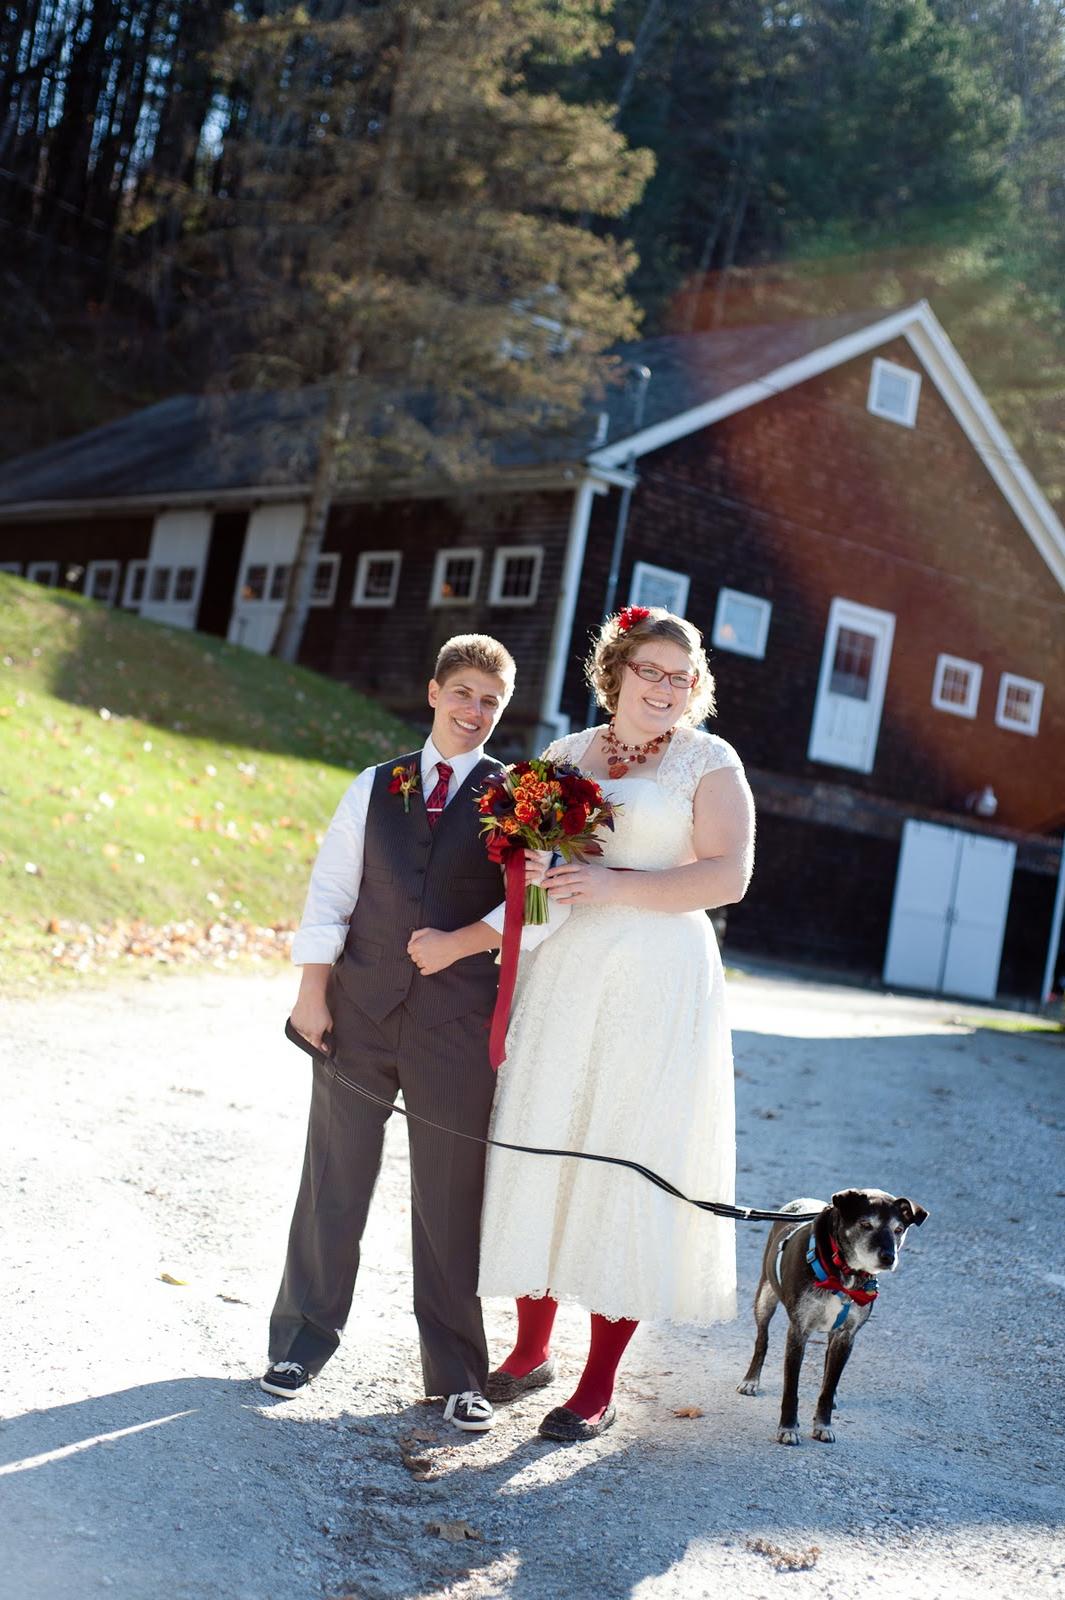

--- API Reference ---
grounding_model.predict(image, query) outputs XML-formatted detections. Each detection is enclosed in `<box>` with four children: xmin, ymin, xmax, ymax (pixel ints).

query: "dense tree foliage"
<box><xmin>2</xmin><ymin>0</ymin><xmax>1065</xmax><ymax>502</ymax></box>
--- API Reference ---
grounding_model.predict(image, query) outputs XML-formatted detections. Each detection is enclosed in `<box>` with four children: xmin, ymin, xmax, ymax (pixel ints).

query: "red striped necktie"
<box><xmin>425</xmin><ymin>761</ymin><xmax>453</xmax><ymax>829</ymax></box>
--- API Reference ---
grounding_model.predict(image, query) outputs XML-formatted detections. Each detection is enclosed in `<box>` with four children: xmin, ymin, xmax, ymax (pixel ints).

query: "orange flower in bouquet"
<box><xmin>476</xmin><ymin>758</ymin><xmax>618</xmax><ymax>924</ymax></box>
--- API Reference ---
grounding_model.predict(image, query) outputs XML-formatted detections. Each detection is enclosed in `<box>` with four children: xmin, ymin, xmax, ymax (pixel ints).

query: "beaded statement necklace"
<box><xmin>602</xmin><ymin>719</ymin><xmax>673</xmax><ymax>780</ymax></box>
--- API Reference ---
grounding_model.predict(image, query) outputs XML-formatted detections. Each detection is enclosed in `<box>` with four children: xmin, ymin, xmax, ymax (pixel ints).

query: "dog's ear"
<box><xmin>896</xmin><ymin>1197</ymin><xmax>929</xmax><ymax>1228</ymax></box>
<box><xmin>831</xmin><ymin>1189</ymin><xmax>871</xmax><ymax>1223</ymax></box>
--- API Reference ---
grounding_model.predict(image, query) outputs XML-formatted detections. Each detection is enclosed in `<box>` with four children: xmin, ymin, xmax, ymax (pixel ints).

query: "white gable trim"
<box><xmin>588</xmin><ymin>300</ymin><xmax>1065</xmax><ymax>597</ymax></box>
<box><xmin>588</xmin><ymin>305</ymin><xmax>923</xmax><ymax>468</ymax></box>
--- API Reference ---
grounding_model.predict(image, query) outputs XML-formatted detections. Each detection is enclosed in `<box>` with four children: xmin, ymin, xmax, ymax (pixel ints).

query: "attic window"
<box><xmin>996</xmin><ymin>672</ymin><xmax>1042</xmax><ymax>736</ymax></box>
<box><xmin>868</xmin><ymin>358</ymin><xmax>921</xmax><ymax>428</ymax></box>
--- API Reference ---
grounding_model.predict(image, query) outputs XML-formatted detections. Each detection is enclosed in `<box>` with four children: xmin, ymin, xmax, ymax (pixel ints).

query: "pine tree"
<box><xmin>169</xmin><ymin>0</ymin><xmax>652</xmax><ymax>661</ymax></box>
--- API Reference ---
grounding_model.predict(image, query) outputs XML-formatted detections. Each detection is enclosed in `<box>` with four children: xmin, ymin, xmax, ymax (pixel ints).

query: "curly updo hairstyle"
<box><xmin>585</xmin><ymin>607</ymin><xmax>716</xmax><ymax>727</ymax></box>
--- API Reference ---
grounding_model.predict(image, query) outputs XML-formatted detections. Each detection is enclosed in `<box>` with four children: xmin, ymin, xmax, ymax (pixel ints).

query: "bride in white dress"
<box><xmin>478</xmin><ymin>606</ymin><xmax>755</xmax><ymax>1441</ymax></box>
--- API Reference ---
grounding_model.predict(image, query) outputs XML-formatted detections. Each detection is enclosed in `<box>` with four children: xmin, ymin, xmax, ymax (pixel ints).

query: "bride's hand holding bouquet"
<box><xmin>477</xmin><ymin>759</ymin><xmax>617</xmax><ymax>925</ymax></box>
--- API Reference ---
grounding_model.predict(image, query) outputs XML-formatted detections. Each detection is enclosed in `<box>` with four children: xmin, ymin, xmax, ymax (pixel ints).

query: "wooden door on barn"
<box><xmin>883</xmin><ymin>820</ymin><xmax>1016</xmax><ymax>1000</ymax></box>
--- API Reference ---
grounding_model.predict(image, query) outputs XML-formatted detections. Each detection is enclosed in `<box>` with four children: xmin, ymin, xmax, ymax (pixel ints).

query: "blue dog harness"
<box><xmin>806</xmin><ymin>1233</ymin><xmax>879</xmax><ymax>1329</ymax></box>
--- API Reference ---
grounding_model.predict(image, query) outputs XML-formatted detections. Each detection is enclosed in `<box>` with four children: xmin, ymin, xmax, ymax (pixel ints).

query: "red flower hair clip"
<box><xmin>617</xmin><ymin>605</ymin><xmax>651</xmax><ymax>633</ymax></box>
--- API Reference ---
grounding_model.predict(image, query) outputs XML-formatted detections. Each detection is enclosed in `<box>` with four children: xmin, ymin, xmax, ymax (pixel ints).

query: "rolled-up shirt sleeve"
<box><xmin>290</xmin><ymin>768</ymin><xmax>375</xmax><ymax>965</ymax></box>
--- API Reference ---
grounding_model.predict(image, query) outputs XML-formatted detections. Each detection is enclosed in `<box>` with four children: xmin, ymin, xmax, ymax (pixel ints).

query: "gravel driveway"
<box><xmin>2</xmin><ymin>966</ymin><xmax>1063</xmax><ymax>1600</ymax></box>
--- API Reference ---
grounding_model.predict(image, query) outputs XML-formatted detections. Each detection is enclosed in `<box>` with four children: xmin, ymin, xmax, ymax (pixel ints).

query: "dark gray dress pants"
<box><xmin>268</xmin><ymin>999</ymin><xmax>497</xmax><ymax>1397</ymax></box>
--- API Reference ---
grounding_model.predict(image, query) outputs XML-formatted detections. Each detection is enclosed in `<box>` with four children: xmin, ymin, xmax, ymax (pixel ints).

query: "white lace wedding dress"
<box><xmin>477</xmin><ymin>724</ymin><xmax>745</xmax><ymax>1324</ymax></box>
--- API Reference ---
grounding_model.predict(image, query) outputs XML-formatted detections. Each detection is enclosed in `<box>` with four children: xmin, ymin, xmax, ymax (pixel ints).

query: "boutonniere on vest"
<box><xmin>388</xmin><ymin>762</ymin><xmax>420</xmax><ymax>813</ymax></box>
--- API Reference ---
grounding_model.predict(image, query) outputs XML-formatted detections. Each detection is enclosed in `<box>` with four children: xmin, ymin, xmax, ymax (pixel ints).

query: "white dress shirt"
<box><xmin>291</xmin><ymin>736</ymin><xmax>564</xmax><ymax>965</ymax></box>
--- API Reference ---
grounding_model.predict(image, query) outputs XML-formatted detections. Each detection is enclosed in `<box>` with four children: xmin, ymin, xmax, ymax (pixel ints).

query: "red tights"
<box><xmin>499</xmin><ymin>1295</ymin><xmax>639</xmax><ymax>1424</ymax></box>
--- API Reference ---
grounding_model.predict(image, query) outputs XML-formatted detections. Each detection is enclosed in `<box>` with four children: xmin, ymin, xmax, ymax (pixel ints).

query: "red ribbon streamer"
<box><xmin>488</xmin><ymin>847</ymin><xmax>527</xmax><ymax>1070</ymax></box>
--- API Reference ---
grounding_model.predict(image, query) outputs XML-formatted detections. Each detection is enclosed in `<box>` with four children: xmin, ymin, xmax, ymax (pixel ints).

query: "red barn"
<box><xmin>1</xmin><ymin>302</ymin><xmax>1062</xmax><ymax>1002</ymax></box>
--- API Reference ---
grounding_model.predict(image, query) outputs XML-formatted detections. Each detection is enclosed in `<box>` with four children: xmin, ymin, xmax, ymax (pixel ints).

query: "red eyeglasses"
<box><xmin>626</xmin><ymin>660</ymin><xmax>698</xmax><ymax>690</ymax></box>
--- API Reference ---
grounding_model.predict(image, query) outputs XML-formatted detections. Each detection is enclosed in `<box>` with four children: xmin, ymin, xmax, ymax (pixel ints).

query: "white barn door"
<box><xmin>941</xmin><ymin>833</ymin><xmax>1016</xmax><ymax>1000</ymax></box>
<box><xmin>808</xmin><ymin>598</ymin><xmax>895</xmax><ymax>773</ymax></box>
<box><xmin>884</xmin><ymin>820</ymin><xmax>1015</xmax><ymax>1001</ymax></box>
<box><xmin>141</xmin><ymin>510</ymin><xmax>212</xmax><ymax>629</ymax></box>
<box><xmin>227</xmin><ymin>503</ymin><xmax>306</xmax><ymax>654</ymax></box>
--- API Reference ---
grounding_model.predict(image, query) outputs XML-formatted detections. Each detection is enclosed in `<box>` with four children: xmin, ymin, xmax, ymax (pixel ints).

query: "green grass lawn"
<box><xmin>0</xmin><ymin>575</ymin><xmax>416</xmax><ymax>986</ymax></box>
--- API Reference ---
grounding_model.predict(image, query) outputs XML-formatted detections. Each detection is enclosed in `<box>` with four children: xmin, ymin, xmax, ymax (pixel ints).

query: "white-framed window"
<box><xmin>808</xmin><ymin>597</ymin><xmax>896</xmax><ymax>773</ymax></box>
<box><xmin>0</xmin><ymin>561</ymin><xmax>20</xmax><ymax>575</ymax></box>
<box><xmin>149</xmin><ymin>565</ymin><xmax>174</xmax><ymax>603</ymax></box>
<box><xmin>173</xmin><ymin>565</ymin><xmax>198</xmax><ymax>604</ymax></box>
<box><xmin>122</xmin><ymin>560</ymin><xmax>147</xmax><ymax>608</ymax></box>
<box><xmin>240</xmin><ymin>564</ymin><xmax>267</xmax><ymax>601</ymax></box>
<box><xmin>27</xmin><ymin>561</ymin><xmax>59</xmax><ymax>586</ymax></box>
<box><xmin>629</xmin><ymin>560</ymin><xmax>690</xmax><ymax>616</ymax></box>
<box><xmin>712</xmin><ymin>587</ymin><xmax>772</xmax><ymax>659</ymax></box>
<box><xmin>353</xmin><ymin>550</ymin><xmax>402</xmax><ymax>608</ymax></box>
<box><xmin>867</xmin><ymin>357</ymin><xmax>921</xmax><ymax>427</ymax></box>
<box><xmin>269</xmin><ymin>564</ymin><xmax>291</xmax><ymax>602</ymax></box>
<box><xmin>430</xmin><ymin>548</ymin><xmax>482</xmax><ymax>607</ymax></box>
<box><xmin>995</xmin><ymin>672</ymin><xmax>1042</xmax><ymax>736</ymax></box>
<box><xmin>489</xmin><ymin>546</ymin><xmax>543</xmax><ymax>606</ymax></box>
<box><xmin>309</xmin><ymin>552</ymin><xmax>340</xmax><ymax>607</ymax></box>
<box><xmin>84</xmin><ymin>560</ymin><xmax>120</xmax><ymax>606</ymax></box>
<box><xmin>932</xmin><ymin>653</ymin><xmax>982</xmax><ymax>719</ymax></box>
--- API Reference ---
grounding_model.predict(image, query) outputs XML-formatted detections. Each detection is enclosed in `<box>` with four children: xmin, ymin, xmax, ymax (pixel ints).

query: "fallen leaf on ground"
<box><xmin>427</xmin><ymin>1519</ymin><xmax>482</xmax><ymax>1542</ymax></box>
<box><xmin>746</xmin><ymin>1537</ymin><xmax>820</xmax><ymax>1572</ymax></box>
<box><xmin>672</xmin><ymin>1405</ymin><xmax>704</xmax><ymax>1418</ymax></box>
<box><xmin>159</xmin><ymin>1272</ymin><xmax>187</xmax><ymax>1286</ymax></box>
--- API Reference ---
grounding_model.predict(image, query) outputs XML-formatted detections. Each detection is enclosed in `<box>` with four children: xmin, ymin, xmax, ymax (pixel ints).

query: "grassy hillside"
<box><xmin>0</xmin><ymin>575</ymin><xmax>415</xmax><ymax>985</ymax></box>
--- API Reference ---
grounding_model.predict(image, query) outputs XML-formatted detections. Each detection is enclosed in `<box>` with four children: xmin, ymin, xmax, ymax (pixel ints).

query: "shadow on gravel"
<box><xmin>0</xmin><ymin>1377</ymin><xmax>307</xmax><ymax>1598</ymax></box>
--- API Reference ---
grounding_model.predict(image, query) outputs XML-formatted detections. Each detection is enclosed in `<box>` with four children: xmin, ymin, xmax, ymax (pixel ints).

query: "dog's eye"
<box><xmin>859</xmin><ymin>1220</ymin><xmax>874</xmax><ymax>1229</ymax></box>
<box><xmin>893</xmin><ymin>1223</ymin><xmax>904</xmax><ymax>1234</ymax></box>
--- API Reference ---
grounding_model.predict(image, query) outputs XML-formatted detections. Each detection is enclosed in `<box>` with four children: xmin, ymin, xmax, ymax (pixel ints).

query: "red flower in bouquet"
<box><xmin>475</xmin><ymin>758</ymin><xmax>618</xmax><ymax>925</ymax></box>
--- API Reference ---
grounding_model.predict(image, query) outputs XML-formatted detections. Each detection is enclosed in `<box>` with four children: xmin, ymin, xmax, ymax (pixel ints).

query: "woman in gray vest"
<box><xmin>261</xmin><ymin>633</ymin><xmax>546</xmax><ymax>1432</ymax></box>
<box><xmin>478</xmin><ymin>607</ymin><xmax>755</xmax><ymax>1441</ymax></box>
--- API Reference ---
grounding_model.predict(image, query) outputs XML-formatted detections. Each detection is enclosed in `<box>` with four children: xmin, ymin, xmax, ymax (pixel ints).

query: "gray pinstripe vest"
<box><xmin>333</xmin><ymin>751</ymin><xmax>504</xmax><ymax>1026</ymax></box>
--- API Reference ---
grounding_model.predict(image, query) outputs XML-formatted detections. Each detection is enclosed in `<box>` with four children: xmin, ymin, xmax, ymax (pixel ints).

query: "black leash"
<box><xmin>284</xmin><ymin>1021</ymin><xmax>822</xmax><ymax>1226</ymax></box>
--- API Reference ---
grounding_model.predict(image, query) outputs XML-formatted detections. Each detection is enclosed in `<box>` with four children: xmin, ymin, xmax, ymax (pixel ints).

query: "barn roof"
<box><xmin>0</xmin><ymin>310</ymin><xmax>888</xmax><ymax>508</ymax></box>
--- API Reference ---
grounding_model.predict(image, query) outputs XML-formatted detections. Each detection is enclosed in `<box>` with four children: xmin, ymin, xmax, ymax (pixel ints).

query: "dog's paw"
<box><xmin>812</xmin><ymin>1422</ymin><xmax>835</xmax><ymax>1443</ymax></box>
<box><xmin>776</xmin><ymin>1426</ymin><xmax>802</xmax><ymax>1446</ymax></box>
<box><xmin>736</xmin><ymin>1379</ymin><xmax>759</xmax><ymax>1397</ymax></box>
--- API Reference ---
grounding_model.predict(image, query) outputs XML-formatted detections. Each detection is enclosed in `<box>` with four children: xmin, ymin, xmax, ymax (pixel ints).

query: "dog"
<box><xmin>737</xmin><ymin>1188</ymin><xmax>928</xmax><ymax>1445</ymax></box>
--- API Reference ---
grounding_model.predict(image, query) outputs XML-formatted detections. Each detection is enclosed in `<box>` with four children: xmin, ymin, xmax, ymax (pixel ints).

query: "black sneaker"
<box><xmin>442</xmin><ymin>1390</ymin><xmax>494</xmax><ymax>1432</ymax></box>
<box><xmin>260</xmin><ymin>1360</ymin><xmax>311</xmax><ymax>1397</ymax></box>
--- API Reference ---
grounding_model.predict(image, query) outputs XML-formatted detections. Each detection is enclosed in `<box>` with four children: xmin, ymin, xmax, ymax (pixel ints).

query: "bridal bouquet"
<box><xmin>476</xmin><ymin>759</ymin><xmax>617</xmax><ymax>925</ymax></box>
